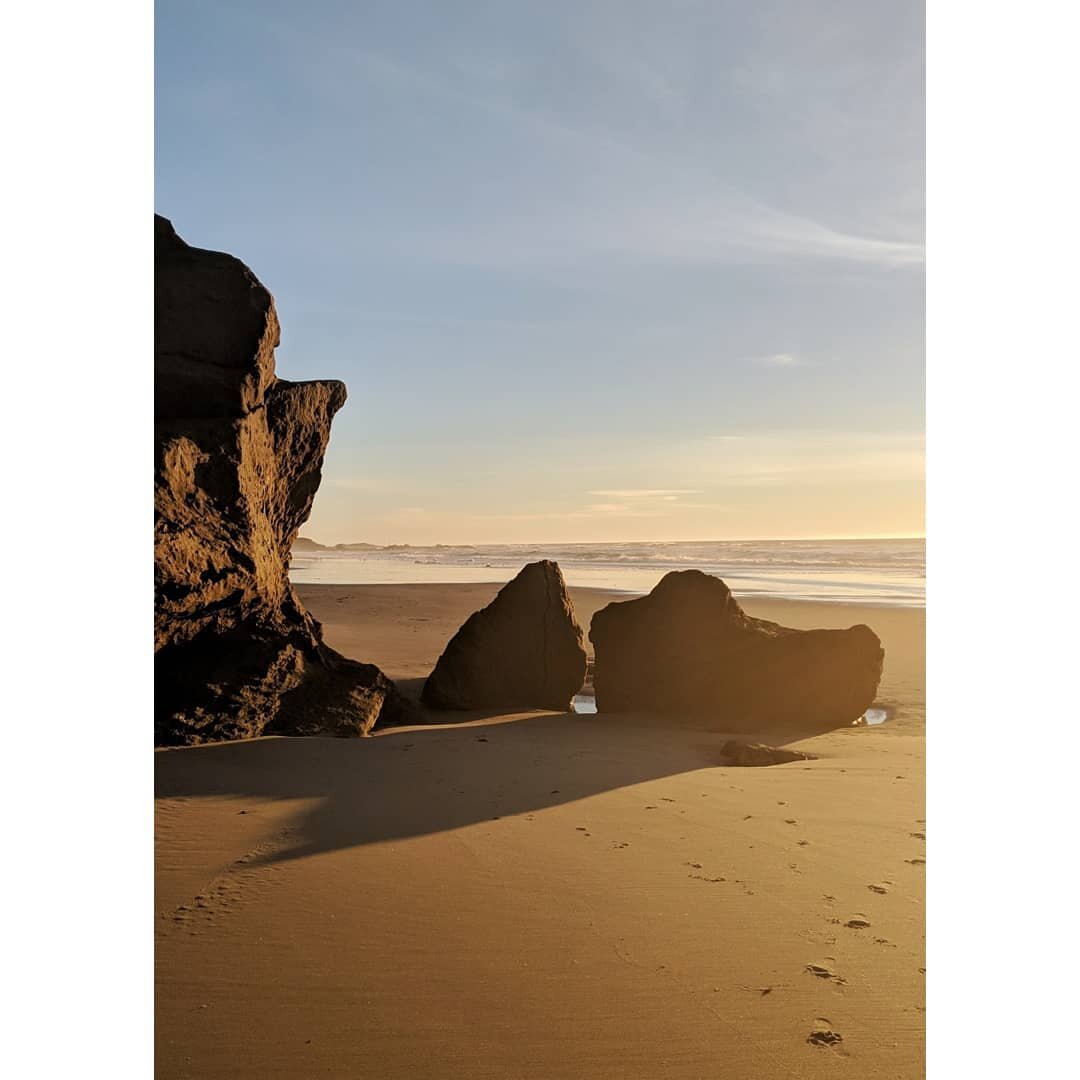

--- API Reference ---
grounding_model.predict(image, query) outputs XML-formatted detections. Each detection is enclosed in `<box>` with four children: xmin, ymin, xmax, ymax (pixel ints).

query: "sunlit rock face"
<box><xmin>154</xmin><ymin>215</ymin><xmax>404</xmax><ymax>744</ymax></box>
<box><xmin>422</xmin><ymin>561</ymin><xmax>587</xmax><ymax>711</ymax></box>
<box><xmin>589</xmin><ymin>570</ymin><xmax>883</xmax><ymax>730</ymax></box>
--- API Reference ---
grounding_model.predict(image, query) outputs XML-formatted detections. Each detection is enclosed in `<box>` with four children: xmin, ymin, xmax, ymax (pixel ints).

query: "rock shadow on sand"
<box><xmin>155</xmin><ymin>706</ymin><xmax>850</xmax><ymax>867</ymax></box>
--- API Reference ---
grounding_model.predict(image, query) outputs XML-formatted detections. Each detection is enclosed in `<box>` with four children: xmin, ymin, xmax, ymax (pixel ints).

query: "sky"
<box><xmin>156</xmin><ymin>0</ymin><xmax>924</xmax><ymax>545</ymax></box>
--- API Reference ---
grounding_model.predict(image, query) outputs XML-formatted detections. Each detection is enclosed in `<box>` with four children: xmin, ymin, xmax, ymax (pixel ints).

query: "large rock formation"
<box><xmin>155</xmin><ymin>214</ymin><xmax>404</xmax><ymax>745</ymax></box>
<box><xmin>589</xmin><ymin>570</ymin><xmax>883</xmax><ymax>729</ymax></box>
<box><xmin>422</xmin><ymin>561</ymin><xmax>587</xmax><ymax>711</ymax></box>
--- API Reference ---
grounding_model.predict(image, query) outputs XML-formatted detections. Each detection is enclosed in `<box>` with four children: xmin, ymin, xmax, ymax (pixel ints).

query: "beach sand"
<box><xmin>156</xmin><ymin>584</ymin><xmax>925</xmax><ymax>1079</ymax></box>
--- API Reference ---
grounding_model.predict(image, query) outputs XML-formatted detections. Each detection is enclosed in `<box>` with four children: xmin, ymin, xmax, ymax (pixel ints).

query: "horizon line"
<box><xmin>296</xmin><ymin>533</ymin><xmax>926</xmax><ymax>548</ymax></box>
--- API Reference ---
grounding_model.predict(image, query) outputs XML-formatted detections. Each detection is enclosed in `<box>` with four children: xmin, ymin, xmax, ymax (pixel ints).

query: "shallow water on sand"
<box><xmin>854</xmin><ymin>707</ymin><xmax>890</xmax><ymax>726</ymax></box>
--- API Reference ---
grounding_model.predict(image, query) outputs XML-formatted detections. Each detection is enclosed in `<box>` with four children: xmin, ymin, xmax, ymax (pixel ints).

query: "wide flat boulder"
<box><xmin>588</xmin><ymin>570</ymin><xmax>883</xmax><ymax>729</ymax></box>
<box><xmin>422</xmin><ymin>561</ymin><xmax>587</xmax><ymax>711</ymax></box>
<box><xmin>155</xmin><ymin>215</ymin><xmax>405</xmax><ymax>744</ymax></box>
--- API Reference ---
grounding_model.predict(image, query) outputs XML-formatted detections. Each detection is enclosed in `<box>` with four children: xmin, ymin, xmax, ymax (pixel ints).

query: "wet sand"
<box><xmin>156</xmin><ymin>584</ymin><xmax>925</xmax><ymax>1078</ymax></box>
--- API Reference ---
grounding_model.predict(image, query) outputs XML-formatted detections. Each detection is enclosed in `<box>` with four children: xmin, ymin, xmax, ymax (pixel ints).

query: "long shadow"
<box><xmin>156</xmin><ymin>707</ymin><xmax>845</xmax><ymax>866</ymax></box>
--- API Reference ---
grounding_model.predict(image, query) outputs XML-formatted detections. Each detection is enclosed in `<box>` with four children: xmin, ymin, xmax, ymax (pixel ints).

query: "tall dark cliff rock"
<box><xmin>154</xmin><ymin>215</ymin><xmax>403</xmax><ymax>744</ymax></box>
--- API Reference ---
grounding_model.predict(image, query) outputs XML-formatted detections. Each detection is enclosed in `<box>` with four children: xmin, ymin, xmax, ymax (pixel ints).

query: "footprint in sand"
<box><xmin>661</xmin><ymin>797</ymin><xmax>676</xmax><ymax>803</ymax></box>
<box><xmin>645</xmin><ymin>805</ymin><xmax>658</xmax><ymax>810</ymax></box>
<box><xmin>784</xmin><ymin>818</ymin><xmax>798</xmax><ymax>825</ymax></box>
<box><xmin>910</xmin><ymin>831</ymin><xmax>926</xmax><ymax>840</ymax></box>
<box><xmin>742</xmin><ymin>814</ymin><xmax>753</xmax><ymax>821</ymax></box>
<box><xmin>613</xmin><ymin>842</ymin><xmax>630</xmax><ymax>849</ymax></box>
<box><xmin>867</xmin><ymin>884</ymin><xmax>888</xmax><ymax>894</ymax></box>
<box><xmin>688</xmin><ymin>873</ymin><xmax>726</xmax><ymax>883</ymax></box>
<box><xmin>807</xmin><ymin>1021</ymin><xmax>844</xmax><ymax>1048</ymax></box>
<box><xmin>906</xmin><ymin>857</ymin><xmax>926</xmax><ymax>865</ymax></box>
<box><xmin>797</xmin><ymin>840</ymin><xmax>810</xmax><ymax>846</ymax></box>
<box><xmin>686</xmin><ymin>862</ymin><xmax>703</xmax><ymax>869</ymax></box>
<box><xmin>805</xmin><ymin>964</ymin><xmax>846</xmax><ymax>985</ymax></box>
<box><xmin>845</xmin><ymin>917</ymin><xmax>872</xmax><ymax>929</ymax></box>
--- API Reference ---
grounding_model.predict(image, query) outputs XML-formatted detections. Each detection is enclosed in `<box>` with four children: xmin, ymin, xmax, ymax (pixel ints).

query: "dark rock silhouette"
<box><xmin>589</xmin><ymin>570</ymin><xmax>883</xmax><ymax>729</ymax></box>
<box><xmin>155</xmin><ymin>214</ymin><xmax>404</xmax><ymax>745</ymax></box>
<box><xmin>422</xmin><ymin>561</ymin><xmax>587</xmax><ymax>711</ymax></box>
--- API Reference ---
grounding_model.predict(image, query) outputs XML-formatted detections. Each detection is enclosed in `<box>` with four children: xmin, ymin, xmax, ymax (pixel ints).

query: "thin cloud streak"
<box><xmin>748</xmin><ymin>353</ymin><xmax>802</xmax><ymax>367</ymax></box>
<box><xmin>305</xmin><ymin>47</ymin><xmax>923</xmax><ymax>270</ymax></box>
<box><xmin>588</xmin><ymin>488</ymin><xmax>703</xmax><ymax>498</ymax></box>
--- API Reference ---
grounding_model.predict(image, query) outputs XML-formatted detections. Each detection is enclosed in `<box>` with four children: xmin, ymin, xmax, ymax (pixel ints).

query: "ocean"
<box><xmin>290</xmin><ymin>537</ymin><xmax>925</xmax><ymax>607</ymax></box>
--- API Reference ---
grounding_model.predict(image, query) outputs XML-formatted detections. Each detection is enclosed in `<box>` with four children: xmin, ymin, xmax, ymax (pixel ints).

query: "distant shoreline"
<box><xmin>289</xmin><ymin>537</ymin><xmax>925</xmax><ymax>608</ymax></box>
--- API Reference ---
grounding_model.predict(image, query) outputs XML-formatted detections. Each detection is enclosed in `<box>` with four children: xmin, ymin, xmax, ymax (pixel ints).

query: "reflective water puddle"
<box><xmin>852</xmin><ymin>707</ymin><xmax>889</xmax><ymax>726</ymax></box>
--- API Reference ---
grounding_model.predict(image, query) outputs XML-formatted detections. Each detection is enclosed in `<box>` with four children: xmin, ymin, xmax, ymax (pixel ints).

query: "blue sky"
<box><xmin>156</xmin><ymin>0</ymin><xmax>924</xmax><ymax>543</ymax></box>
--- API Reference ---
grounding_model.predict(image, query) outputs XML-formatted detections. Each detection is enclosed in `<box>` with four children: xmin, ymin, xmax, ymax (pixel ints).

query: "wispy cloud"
<box><xmin>588</xmin><ymin>488</ymin><xmax>703</xmax><ymax>498</ymax></box>
<box><xmin>749</xmin><ymin>353</ymin><xmax>802</xmax><ymax>368</ymax></box>
<box><xmin>304</xmin><ymin>47</ymin><xmax>924</xmax><ymax>271</ymax></box>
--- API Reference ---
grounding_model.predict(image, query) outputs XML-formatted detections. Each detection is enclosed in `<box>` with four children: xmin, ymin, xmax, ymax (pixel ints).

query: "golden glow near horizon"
<box><xmin>303</xmin><ymin>431</ymin><xmax>925</xmax><ymax>547</ymax></box>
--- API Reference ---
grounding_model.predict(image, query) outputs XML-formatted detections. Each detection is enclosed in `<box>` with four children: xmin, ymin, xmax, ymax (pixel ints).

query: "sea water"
<box><xmin>290</xmin><ymin>537</ymin><xmax>924</xmax><ymax>607</ymax></box>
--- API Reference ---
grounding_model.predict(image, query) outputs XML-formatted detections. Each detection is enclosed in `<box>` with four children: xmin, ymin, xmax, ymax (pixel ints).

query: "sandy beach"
<box><xmin>156</xmin><ymin>584</ymin><xmax>925</xmax><ymax>1078</ymax></box>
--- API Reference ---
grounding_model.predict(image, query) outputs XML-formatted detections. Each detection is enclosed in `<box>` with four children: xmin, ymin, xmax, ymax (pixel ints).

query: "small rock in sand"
<box><xmin>720</xmin><ymin>741</ymin><xmax>817</xmax><ymax>767</ymax></box>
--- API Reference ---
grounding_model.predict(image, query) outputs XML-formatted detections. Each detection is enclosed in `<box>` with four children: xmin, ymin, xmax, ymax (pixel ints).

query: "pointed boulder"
<box><xmin>422</xmin><ymin>561</ymin><xmax>587</xmax><ymax>711</ymax></box>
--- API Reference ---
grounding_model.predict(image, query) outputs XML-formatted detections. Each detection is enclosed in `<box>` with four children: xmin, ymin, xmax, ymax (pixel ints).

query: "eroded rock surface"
<box><xmin>422</xmin><ymin>561</ymin><xmax>587</xmax><ymax>711</ymax></box>
<box><xmin>589</xmin><ymin>570</ymin><xmax>883</xmax><ymax>729</ymax></box>
<box><xmin>155</xmin><ymin>214</ymin><xmax>403</xmax><ymax>744</ymax></box>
